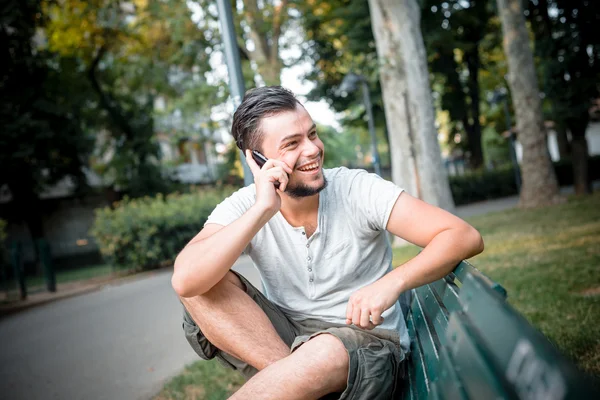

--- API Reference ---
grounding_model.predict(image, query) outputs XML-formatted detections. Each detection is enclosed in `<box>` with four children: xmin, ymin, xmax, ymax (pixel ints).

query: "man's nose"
<box><xmin>302</xmin><ymin>139</ymin><xmax>321</xmax><ymax>157</ymax></box>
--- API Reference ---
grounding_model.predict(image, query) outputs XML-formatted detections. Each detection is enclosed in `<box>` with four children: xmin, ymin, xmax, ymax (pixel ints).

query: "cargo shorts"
<box><xmin>181</xmin><ymin>270</ymin><xmax>406</xmax><ymax>400</ymax></box>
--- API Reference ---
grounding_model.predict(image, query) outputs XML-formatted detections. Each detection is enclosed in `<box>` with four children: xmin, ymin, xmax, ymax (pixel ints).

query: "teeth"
<box><xmin>298</xmin><ymin>162</ymin><xmax>318</xmax><ymax>171</ymax></box>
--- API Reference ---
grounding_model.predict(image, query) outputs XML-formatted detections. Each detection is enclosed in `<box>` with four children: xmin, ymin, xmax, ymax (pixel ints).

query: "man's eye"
<box><xmin>285</xmin><ymin>141</ymin><xmax>297</xmax><ymax>148</ymax></box>
<box><xmin>309</xmin><ymin>131</ymin><xmax>317</xmax><ymax>138</ymax></box>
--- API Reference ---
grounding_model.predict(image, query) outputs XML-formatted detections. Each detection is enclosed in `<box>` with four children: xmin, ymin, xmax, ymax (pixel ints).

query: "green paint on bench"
<box><xmin>398</xmin><ymin>260</ymin><xmax>597</xmax><ymax>399</ymax></box>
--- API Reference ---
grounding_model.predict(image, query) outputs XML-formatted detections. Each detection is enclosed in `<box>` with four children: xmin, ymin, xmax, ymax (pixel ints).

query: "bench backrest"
<box><xmin>401</xmin><ymin>260</ymin><xmax>596</xmax><ymax>400</ymax></box>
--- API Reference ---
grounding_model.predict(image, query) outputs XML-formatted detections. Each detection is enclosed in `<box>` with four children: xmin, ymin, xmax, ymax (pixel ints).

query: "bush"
<box><xmin>450</xmin><ymin>166</ymin><xmax>519</xmax><ymax>206</ymax></box>
<box><xmin>450</xmin><ymin>155</ymin><xmax>600</xmax><ymax>205</ymax></box>
<box><xmin>90</xmin><ymin>187</ymin><xmax>237</xmax><ymax>272</ymax></box>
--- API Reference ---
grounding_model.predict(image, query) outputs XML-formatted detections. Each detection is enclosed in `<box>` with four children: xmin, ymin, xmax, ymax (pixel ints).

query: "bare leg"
<box><xmin>180</xmin><ymin>271</ymin><xmax>290</xmax><ymax>370</ymax></box>
<box><xmin>230</xmin><ymin>333</ymin><xmax>350</xmax><ymax>400</ymax></box>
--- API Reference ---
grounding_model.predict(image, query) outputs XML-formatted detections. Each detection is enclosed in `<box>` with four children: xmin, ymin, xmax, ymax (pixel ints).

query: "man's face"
<box><xmin>259</xmin><ymin>103</ymin><xmax>326</xmax><ymax>198</ymax></box>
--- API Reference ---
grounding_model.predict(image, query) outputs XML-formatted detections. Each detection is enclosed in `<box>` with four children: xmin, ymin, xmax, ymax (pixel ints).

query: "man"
<box><xmin>172</xmin><ymin>86</ymin><xmax>484</xmax><ymax>399</ymax></box>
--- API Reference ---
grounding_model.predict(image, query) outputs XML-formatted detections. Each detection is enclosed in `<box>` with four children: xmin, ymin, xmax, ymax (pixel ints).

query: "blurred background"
<box><xmin>0</xmin><ymin>0</ymin><xmax>598</xmax><ymax>399</ymax></box>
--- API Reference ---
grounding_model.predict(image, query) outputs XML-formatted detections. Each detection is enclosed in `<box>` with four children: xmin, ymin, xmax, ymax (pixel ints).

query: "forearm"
<box><xmin>385</xmin><ymin>226</ymin><xmax>484</xmax><ymax>294</ymax></box>
<box><xmin>172</xmin><ymin>205</ymin><xmax>274</xmax><ymax>297</ymax></box>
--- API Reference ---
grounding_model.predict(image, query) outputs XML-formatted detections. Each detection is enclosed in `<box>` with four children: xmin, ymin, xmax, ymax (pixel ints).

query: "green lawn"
<box><xmin>155</xmin><ymin>192</ymin><xmax>600</xmax><ymax>399</ymax></box>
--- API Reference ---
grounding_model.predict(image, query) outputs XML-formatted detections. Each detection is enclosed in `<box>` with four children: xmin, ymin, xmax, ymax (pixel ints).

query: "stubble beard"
<box><xmin>285</xmin><ymin>173</ymin><xmax>328</xmax><ymax>198</ymax></box>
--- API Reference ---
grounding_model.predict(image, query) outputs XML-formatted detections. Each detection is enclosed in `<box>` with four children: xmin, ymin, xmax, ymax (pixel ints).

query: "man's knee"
<box><xmin>293</xmin><ymin>334</ymin><xmax>349</xmax><ymax>390</ymax></box>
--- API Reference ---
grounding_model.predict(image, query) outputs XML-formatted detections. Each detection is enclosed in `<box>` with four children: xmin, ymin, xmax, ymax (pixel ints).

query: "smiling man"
<box><xmin>172</xmin><ymin>86</ymin><xmax>484</xmax><ymax>399</ymax></box>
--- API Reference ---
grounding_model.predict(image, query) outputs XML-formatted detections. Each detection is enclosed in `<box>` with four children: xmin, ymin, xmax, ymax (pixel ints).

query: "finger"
<box><xmin>346</xmin><ymin>301</ymin><xmax>353</xmax><ymax>325</ymax></box>
<box><xmin>352</xmin><ymin>306</ymin><xmax>361</xmax><ymax>327</ymax></box>
<box><xmin>245</xmin><ymin>150</ymin><xmax>261</xmax><ymax>174</ymax></box>
<box><xmin>360</xmin><ymin>308</ymin><xmax>371</xmax><ymax>328</ymax></box>
<box><xmin>370</xmin><ymin>310</ymin><xmax>384</xmax><ymax>326</ymax></box>
<box><xmin>264</xmin><ymin>158</ymin><xmax>293</xmax><ymax>175</ymax></box>
<box><xmin>277</xmin><ymin>169</ymin><xmax>289</xmax><ymax>192</ymax></box>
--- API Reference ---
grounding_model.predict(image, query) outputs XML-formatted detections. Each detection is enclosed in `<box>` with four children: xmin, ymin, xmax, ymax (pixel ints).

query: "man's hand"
<box><xmin>346</xmin><ymin>277</ymin><xmax>402</xmax><ymax>330</ymax></box>
<box><xmin>245</xmin><ymin>150</ymin><xmax>293</xmax><ymax>214</ymax></box>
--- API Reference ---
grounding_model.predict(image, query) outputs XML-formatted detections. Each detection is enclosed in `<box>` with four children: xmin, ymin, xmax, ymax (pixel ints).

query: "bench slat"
<box><xmin>431</xmin><ymin>343</ymin><xmax>469</xmax><ymax>400</ymax></box>
<box><xmin>446</xmin><ymin>311</ymin><xmax>518</xmax><ymax>399</ymax></box>
<box><xmin>414</xmin><ymin>284</ymin><xmax>450</xmax><ymax>347</ymax></box>
<box><xmin>453</xmin><ymin>260</ymin><xmax>507</xmax><ymax>298</ymax></box>
<box><xmin>457</xmin><ymin>272</ymin><xmax>594</xmax><ymax>398</ymax></box>
<box><xmin>429</xmin><ymin>277</ymin><xmax>461</xmax><ymax>314</ymax></box>
<box><xmin>411</xmin><ymin>288</ymin><xmax>442</xmax><ymax>383</ymax></box>
<box><xmin>405</xmin><ymin>311</ymin><xmax>430</xmax><ymax>398</ymax></box>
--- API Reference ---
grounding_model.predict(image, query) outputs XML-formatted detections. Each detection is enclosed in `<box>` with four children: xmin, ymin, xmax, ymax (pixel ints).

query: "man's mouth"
<box><xmin>297</xmin><ymin>160</ymin><xmax>320</xmax><ymax>173</ymax></box>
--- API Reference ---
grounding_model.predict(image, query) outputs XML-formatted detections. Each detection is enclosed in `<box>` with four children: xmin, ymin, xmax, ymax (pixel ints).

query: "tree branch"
<box><xmin>270</xmin><ymin>0</ymin><xmax>288</xmax><ymax>64</ymax></box>
<box><xmin>87</xmin><ymin>45</ymin><xmax>135</xmax><ymax>141</ymax></box>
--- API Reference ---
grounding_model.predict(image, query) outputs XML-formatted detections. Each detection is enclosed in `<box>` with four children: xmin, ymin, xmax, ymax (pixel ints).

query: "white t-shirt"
<box><xmin>205</xmin><ymin>167</ymin><xmax>410</xmax><ymax>353</ymax></box>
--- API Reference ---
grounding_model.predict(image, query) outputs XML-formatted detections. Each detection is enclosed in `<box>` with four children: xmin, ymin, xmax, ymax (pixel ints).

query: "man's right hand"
<box><xmin>245</xmin><ymin>149</ymin><xmax>293</xmax><ymax>215</ymax></box>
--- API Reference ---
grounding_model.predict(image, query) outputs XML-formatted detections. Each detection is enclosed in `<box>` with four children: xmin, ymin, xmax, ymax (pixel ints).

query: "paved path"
<box><xmin>0</xmin><ymin>259</ymin><xmax>262</xmax><ymax>400</ymax></box>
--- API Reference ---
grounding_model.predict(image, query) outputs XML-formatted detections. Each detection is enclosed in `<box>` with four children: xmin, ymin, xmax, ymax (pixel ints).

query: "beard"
<box><xmin>285</xmin><ymin>174</ymin><xmax>328</xmax><ymax>198</ymax></box>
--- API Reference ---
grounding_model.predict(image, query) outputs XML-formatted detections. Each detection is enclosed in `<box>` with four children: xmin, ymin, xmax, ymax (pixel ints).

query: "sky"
<box><xmin>187</xmin><ymin>1</ymin><xmax>341</xmax><ymax>138</ymax></box>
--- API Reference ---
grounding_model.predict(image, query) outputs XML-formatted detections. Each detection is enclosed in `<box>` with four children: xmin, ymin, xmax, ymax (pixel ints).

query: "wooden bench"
<box><xmin>397</xmin><ymin>260</ymin><xmax>597</xmax><ymax>399</ymax></box>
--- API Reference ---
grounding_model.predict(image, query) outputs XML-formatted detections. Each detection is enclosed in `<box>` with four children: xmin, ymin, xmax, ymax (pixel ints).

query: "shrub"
<box><xmin>449</xmin><ymin>155</ymin><xmax>600</xmax><ymax>205</ymax></box>
<box><xmin>450</xmin><ymin>166</ymin><xmax>519</xmax><ymax>206</ymax></box>
<box><xmin>90</xmin><ymin>187</ymin><xmax>237</xmax><ymax>272</ymax></box>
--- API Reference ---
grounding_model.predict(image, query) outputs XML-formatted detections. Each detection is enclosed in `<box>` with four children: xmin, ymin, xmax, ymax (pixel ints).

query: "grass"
<box><xmin>155</xmin><ymin>360</ymin><xmax>245</xmax><ymax>400</ymax></box>
<box><xmin>2</xmin><ymin>264</ymin><xmax>113</xmax><ymax>300</ymax></box>
<box><xmin>155</xmin><ymin>192</ymin><xmax>600</xmax><ymax>399</ymax></box>
<box><xmin>25</xmin><ymin>263</ymin><xmax>114</xmax><ymax>288</ymax></box>
<box><xmin>394</xmin><ymin>191</ymin><xmax>600</xmax><ymax>377</ymax></box>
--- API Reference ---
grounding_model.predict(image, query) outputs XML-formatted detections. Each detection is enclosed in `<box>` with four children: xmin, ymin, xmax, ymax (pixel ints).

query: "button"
<box><xmin>302</xmin><ymin>232</ymin><xmax>305</xmax><ymax>235</ymax></box>
<box><xmin>309</xmin><ymin>279</ymin><xmax>313</xmax><ymax>282</ymax></box>
<box><xmin>307</xmin><ymin>256</ymin><xmax>312</xmax><ymax>262</ymax></box>
<box><xmin>308</xmin><ymin>268</ymin><xmax>312</xmax><ymax>272</ymax></box>
<box><xmin>306</xmin><ymin>244</ymin><xmax>310</xmax><ymax>248</ymax></box>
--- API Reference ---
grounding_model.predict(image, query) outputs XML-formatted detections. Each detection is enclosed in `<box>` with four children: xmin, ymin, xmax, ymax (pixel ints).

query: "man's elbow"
<box><xmin>465</xmin><ymin>226</ymin><xmax>484</xmax><ymax>257</ymax></box>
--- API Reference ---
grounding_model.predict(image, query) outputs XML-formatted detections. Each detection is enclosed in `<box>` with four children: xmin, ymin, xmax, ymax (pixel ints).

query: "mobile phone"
<box><xmin>251</xmin><ymin>150</ymin><xmax>282</xmax><ymax>189</ymax></box>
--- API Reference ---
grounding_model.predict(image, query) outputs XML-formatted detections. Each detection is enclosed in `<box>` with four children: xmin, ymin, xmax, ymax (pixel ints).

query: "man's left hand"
<box><xmin>345</xmin><ymin>278</ymin><xmax>402</xmax><ymax>330</ymax></box>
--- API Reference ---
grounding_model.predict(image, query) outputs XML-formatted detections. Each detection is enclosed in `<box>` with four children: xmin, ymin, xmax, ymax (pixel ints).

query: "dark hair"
<box><xmin>231</xmin><ymin>86</ymin><xmax>301</xmax><ymax>151</ymax></box>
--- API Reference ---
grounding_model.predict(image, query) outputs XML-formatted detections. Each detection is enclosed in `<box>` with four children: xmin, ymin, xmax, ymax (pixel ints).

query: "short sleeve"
<box><xmin>204</xmin><ymin>185</ymin><xmax>256</xmax><ymax>227</ymax></box>
<box><xmin>345</xmin><ymin>169</ymin><xmax>404</xmax><ymax>231</ymax></box>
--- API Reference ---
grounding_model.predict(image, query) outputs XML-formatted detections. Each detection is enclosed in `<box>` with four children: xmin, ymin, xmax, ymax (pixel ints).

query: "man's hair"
<box><xmin>232</xmin><ymin>86</ymin><xmax>301</xmax><ymax>151</ymax></box>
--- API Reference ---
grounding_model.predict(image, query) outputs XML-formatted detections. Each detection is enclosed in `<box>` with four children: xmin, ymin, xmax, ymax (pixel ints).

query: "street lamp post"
<box><xmin>338</xmin><ymin>73</ymin><xmax>382</xmax><ymax>176</ymax></box>
<box><xmin>216</xmin><ymin>0</ymin><xmax>252</xmax><ymax>186</ymax></box>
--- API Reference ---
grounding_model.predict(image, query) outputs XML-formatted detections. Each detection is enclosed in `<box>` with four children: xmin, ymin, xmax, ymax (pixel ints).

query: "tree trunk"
<box><xmin>496</xmin><ymin>0</ymin><xmax>562</xmax><ymax>208</ymax></box>
<box><xmin>368</xmin><ymin>0</ymin><xmax>418</xmax><ymax>198</ymax></box>
<box><xmin>393</xmin><ymin>0</ymin><xmax>455</xmax><ymax>211</ymax></box>
<box><xmin>238</xmin><ymin>0</ymin><xmax>287</xmax><ymax>86</ymax></box>
<box><xmin>568</xmin><ymin>119</ymin><xmax>592</xmax><ymax>195</ymax></box>
<box><xmin>464</xmin><ymin>47</ymin><xmax>483</xmax><ymax>169</ymax></box>
<box><xmin>555</xmin><ymin>123</ymin><xmax>571</xmax><ymax>160</ymax></box>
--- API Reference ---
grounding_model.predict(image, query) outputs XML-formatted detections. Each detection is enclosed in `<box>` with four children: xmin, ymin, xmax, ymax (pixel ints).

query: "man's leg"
<box><xmin>230</xmin><ymin>333</ymin><xmax>349</xmax><ymax>400</ymax></box>
<box><xmin>180</xmin><ymin>271</ymin><xmax>290</xmax><ymax>370</ymax></box>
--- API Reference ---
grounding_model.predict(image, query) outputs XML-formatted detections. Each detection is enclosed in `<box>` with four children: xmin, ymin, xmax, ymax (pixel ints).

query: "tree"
<box><xmin>369</xmin><ymin>0</ymin><xmax>455</xmax><ymax>211</ymax></box>
<box><xmin>0</xmin><ymin>0</ymin><xmax>93</xmax><ymax>247</ymax></box>
<box><xmin>527</xmin><ymin>0</ymin><xmax>600</xmax><ymax>194</ymax></box>
<box><xmin>496</xmin><ymin>0</ymin><xmax>561</xmax><ymax>207</ymax></box>
<box><xmin>422</xmin><ymin>0</ymin><xmax>498</xmax><ymax>169</ymax></box>
<box><xmin>43</xmin><ymin>0</ymin><xmax>221</xmax><ymax>196</ymax></box>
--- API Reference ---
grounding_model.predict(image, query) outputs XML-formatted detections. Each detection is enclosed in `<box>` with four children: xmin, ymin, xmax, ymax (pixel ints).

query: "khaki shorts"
<box><xmin>182</xmin><ymin>270</ymin><xmax>406</xmax><ymax>400</ymax></box>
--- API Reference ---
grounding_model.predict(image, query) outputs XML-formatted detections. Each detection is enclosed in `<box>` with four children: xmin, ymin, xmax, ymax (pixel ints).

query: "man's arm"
<box><xmin>171</xmin><ymin>206</ymin><xmax>273</xmax><ymax>298</ymax></box>
<box><xmin>384</xmin><ymin>192</ymin><xmax>484</xmax><ymax>292</ymax></box>
<box><xmin>346</xmin><ymin>192</ymin><xmax>484</xmax><ymax>329</ymax></box>
<box><xmin>172</xmin><ymin>151</ymin><xmax>293</xmax><ymax>298</ymax></box>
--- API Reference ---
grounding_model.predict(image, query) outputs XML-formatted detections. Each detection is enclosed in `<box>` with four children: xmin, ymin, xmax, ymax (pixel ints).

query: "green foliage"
<box><xmin>90</xmin><ymin>187</ymin><xmax>236</xmax><ymax>272</ymax></box>
<box><xmin>450</xmin><ymin>156</ymin><xmax>600</xmax><ymax>205</ymax></box>
<box><xmin>450</xmin><ymin>166</ymin><xmax>519</xmax><ymax>205</ymax></box>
